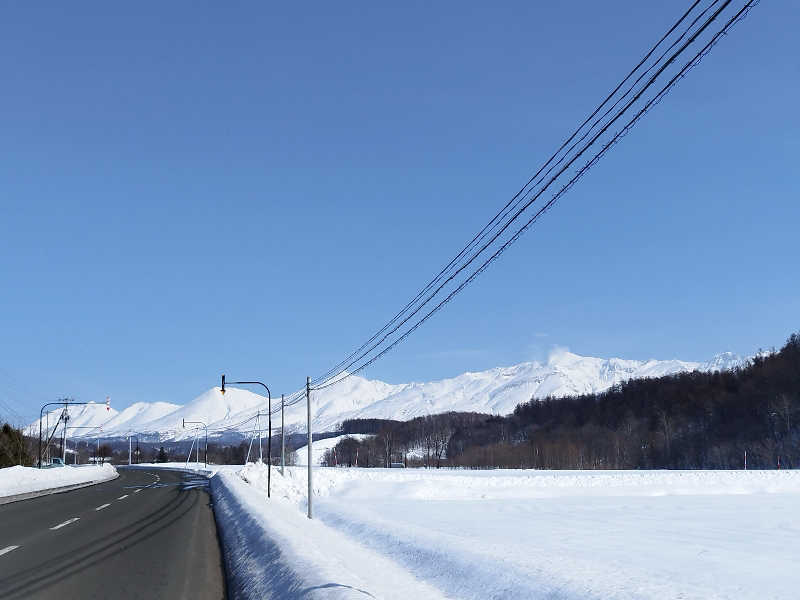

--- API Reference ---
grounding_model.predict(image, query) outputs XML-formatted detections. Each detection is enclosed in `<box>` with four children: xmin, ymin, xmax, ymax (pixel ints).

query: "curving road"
<box><xmin>0</xmin><ymin>467</ymin><xmax>226</xmax><ymax>599</ymax></box>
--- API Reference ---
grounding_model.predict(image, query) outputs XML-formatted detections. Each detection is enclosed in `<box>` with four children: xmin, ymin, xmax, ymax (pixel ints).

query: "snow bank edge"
<box><xmin>209</xmin><ymin>472</ymin><xmax>314</xmax><ymax>600</ymax></box>
<box><xmin>0</xmin><ymin>466</ymin><xmax>119</xmax><ymax>505</ymax></box>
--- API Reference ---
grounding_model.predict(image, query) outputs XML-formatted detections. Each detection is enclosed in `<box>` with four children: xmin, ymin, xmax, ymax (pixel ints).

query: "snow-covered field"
<box><xmin>232</xmin><ymin>466</ymin><xmax>800</xmax><ymax>599</ymax></box>
<box><xmin>0</xmin><ymin>463</ymin><xmax>118</xmax><ymax>499</ymax></box>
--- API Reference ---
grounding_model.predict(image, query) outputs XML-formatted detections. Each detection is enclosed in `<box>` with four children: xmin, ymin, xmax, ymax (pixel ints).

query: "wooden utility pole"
<box><xmin>281</xmin><ymin>395</ymin><xmax>285</xmax><ymax>476</ymax></box>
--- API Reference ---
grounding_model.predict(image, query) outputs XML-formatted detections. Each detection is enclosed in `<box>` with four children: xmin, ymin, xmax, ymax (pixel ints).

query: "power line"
<box><xmin>309</xmin><ymin>0</ymin><xmax>736</xmax><ymax>390</ymax></box>
<box><xmin>312</xmin><ymin>0</ymin><xmax>758</xmax><ymax>391</ymax></box>
<box><xmin>307</xmin><ymin>0</ymin><xmax>715</xmax><ymax>389</ymax></box>
<box><xmin>311</xmin><ymin>0</ymin><xmax>735</xmax><ymax>389</ymax></box>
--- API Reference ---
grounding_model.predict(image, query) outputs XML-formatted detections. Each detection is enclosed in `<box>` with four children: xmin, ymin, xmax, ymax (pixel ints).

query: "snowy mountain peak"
<box><xmin>36</xmin><ymin>349</ymin><xmax>748</xmax><ymax>441</ymax></box>
<box><xmin>700</xmin><ymin>352</ymin><xmax>746</xmax><ymax>372</ymax></box>
<box><xmin>546</xmin><ymin>348</ymin><xmax>583</xmax><ymax>367</ymax></box>
<box><xmin>131</xmin><ymin>386</ymin><xmax>269</xmax><ymax>437</ymax></box>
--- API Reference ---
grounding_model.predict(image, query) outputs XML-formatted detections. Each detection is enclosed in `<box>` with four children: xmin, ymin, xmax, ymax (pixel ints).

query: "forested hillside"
<box><xmin>328</xmin><ymin>332</ymin><xmax>800</xmax><ymax>469</ymax></box>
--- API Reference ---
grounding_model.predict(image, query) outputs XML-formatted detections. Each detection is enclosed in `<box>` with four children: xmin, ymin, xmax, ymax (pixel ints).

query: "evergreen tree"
<box><xmin>0</xmin><ymin>423</ymin><xmax>31</xmax><ymax>467</ymax></box>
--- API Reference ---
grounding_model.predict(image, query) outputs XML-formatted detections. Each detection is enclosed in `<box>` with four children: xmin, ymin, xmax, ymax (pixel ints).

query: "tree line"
<box><xmin>323</xmin><ymin>412</ymin><xmax>488</xmax><ymax>467</ymax></box>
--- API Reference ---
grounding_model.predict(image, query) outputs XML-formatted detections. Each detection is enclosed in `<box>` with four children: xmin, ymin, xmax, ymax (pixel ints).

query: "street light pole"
<box><xmin>182</xmin><ymin>419</ymin><xmax>208</xmax><ymax>467</ymax></box>
<box><xmin>221</xmin><ymin>375</ymin><xmax>272</xmax><ymax>498</ymax></box>
<box><xmin>37</xmin><ymin>399</ymin><xmax>89</xmax><ymax>468</ymax></box>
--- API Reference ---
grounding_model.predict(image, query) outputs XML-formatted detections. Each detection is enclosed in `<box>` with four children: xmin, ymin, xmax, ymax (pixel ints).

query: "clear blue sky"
<box><xmin>2</xmin><ymin>2</ymin><xmax>798</xmax><ymax>423</ymax></box>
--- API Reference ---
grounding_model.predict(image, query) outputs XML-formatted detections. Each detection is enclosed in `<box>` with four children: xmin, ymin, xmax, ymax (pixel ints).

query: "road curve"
<box><xmin>0</xmin><ymin>467</ymin><xmax>226</xmax><ymax>599</ymax></box>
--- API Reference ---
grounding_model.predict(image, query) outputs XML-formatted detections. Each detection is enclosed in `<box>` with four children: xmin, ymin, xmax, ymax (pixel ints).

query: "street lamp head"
<box><xmin>221</xmin><ymin>374</ymin><xmax>226</xmax><ymax>395</ymax></box>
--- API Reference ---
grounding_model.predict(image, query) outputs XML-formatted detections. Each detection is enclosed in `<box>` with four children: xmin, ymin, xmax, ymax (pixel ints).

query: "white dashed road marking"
<box><xmin>0</xmin><ymin>545</ymin><xmax>20</xmax><ymax>556</ymax></box>
<box><xmin>117</xmin><ymin>495</ymin><xmax>129</xmax><ymax>500</ymax></box>
<box><xmin>134</xmin><ymin>489</ymin><xmax>142</xmax><ymax>493</ymax></box>
<box><xmin>95</xmin><ymin>503</ymin><xmax>111</xmax><ymax>511</ymax></box>
<box><xmin>50</xmin><ymin>518</ymin><xmax>80</xmax><ymax>530</ymax></box>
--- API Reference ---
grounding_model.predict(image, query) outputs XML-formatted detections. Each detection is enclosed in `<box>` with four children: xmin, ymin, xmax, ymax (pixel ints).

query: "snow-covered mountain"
<box><xmin>41</xmin><ymin>350</ymin><xmax>747</xmax><ymax>441</ymax></box>
<box><xmin>286</xmin><ymin>350</ymin><xmax>744</xmax><ymax>433</ymax></box>
<box><xmin>134</xmin><ymin>387</ymin><xmax>269</xmax><ymax>439</ymax></box>
<box><xmin>100</xmin><ymin>401</ymin><xmax>181</xmax><ymax>433</ymax></box>
<box><xmin>698</xmin><ymin>351</ymin><xmax>746</xmax><ymax>372</ymax></box>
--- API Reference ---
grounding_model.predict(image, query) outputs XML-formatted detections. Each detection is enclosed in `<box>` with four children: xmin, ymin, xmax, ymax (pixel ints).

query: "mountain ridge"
<box><xmin>29</xmin><ymin>350</ymin><xmax>747</xmax><ymax>441</ymax></box>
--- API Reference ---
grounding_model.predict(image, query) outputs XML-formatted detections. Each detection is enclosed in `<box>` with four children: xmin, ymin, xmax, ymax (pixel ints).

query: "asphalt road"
<box><xmin>0</xmin><ymin>467</ymin><xmax>227</xmax><ymax>599</ymax></box>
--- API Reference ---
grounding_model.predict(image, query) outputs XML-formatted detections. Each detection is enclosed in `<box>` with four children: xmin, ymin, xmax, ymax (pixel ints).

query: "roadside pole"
<box><xmin>185</xmin><ymin>435</ymin><xmax>195</xmax><ymax>469</ymax></box>
<box><xmin>245</xmin><ymin>417</ymin><xmax>257</xmax><ymax>465</ymax></box>
<box><xmin>62</xmin><ymin>417</ymin><xmax>68</xmax><ymax>464</ymax></box>
<box><xmin>60</xmin><ymin>409</ymin><xmax>66</xmax><ymax>463</ymax></box>
<box><xmin>307</xmin><ymin>376</ymin><xmax>312</xmax><ymax>519</ymax></box>
<box><xmin>220</xmin><ymin>377</ymin><xmax>271</xmax><ymax>497</ymax></box>
<box><xmin>128</xmin><ymin>435</ymin><xmax>132</xmax><ymax>466</ymax></box>
<box><xmin>258</xmin><ymin>413</ymin><xmax>263</xmax><ymax>462</ymax></box>
<box><xmin>281</xmin><ymin>395</ymin><xmax>285</xmax><ymax>476</ymax></box>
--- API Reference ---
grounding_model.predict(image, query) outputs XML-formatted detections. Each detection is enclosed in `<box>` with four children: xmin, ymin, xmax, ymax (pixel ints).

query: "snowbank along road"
<box><xmin>0</xmin><ymin>467</ymin><xmax>226</xmax><ymax>599</ymax></box>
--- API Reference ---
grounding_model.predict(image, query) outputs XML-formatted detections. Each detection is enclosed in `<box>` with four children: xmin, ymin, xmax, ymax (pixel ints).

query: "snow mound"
<box><xmin>0</xmin><ymin>463</ymin><xmax>118</xmax><ymax>499</ymax></box>
<box><xmin>212</xmin><ymin>469</ymin><xmax>449</xmax><ymax>599</ymax></box>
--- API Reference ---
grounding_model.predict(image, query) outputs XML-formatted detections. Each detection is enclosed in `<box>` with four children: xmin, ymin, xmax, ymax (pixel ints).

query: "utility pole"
<box><xmin>245</xmin><ymin>415</ymin><xmax>257</xmax><ymax>465</ymax></box>
<box><xmin>258</xmin><ymin>412</ymin><xmax>262</xmax><ymax>462</ymax></box>
<box><xmin>185</xmin><ymin>434</ymin><xmax>195</xmax><ymax>469</ymax></box>
<box><xmin>267</xmin><ymin>391</ymin><xmax>272</xmax><ymax>484</ymax></box>
<box><xmin>307</xmin><ymin>376</ymin><xmax>312</xmax><ymax>519</ymax></box>
<box><xmin>129</xmin><ymin>435</ymin><xmax>132</xmax><ymax>466</ymax></box>
<box><xmin>61</xmin><ymin>408</ymin><xmax>69</xmax><ymax>463</ymax></box>
<box><xmin>281</xmin><ymin>394</ymin><xmax>285</xmax><ymax>476</ymax></box>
